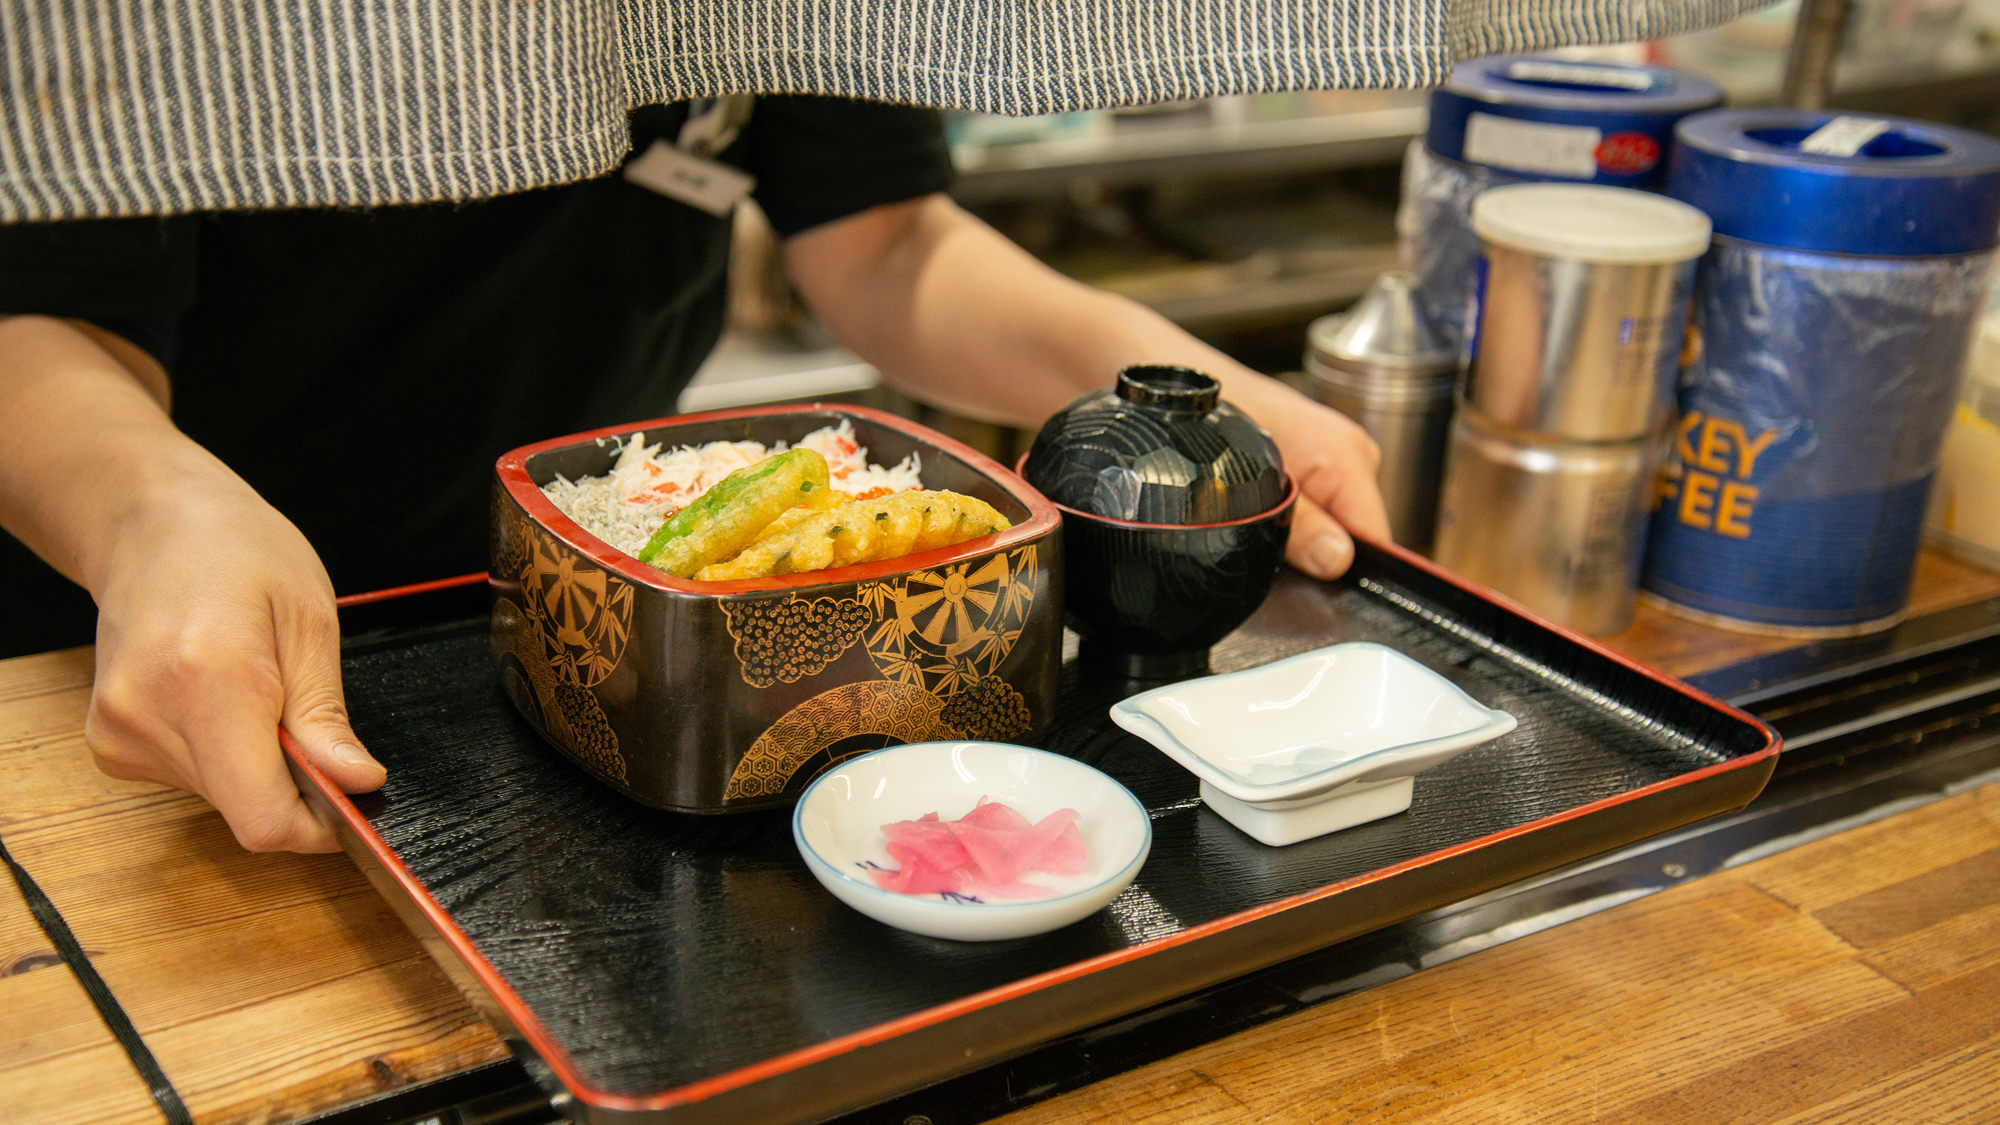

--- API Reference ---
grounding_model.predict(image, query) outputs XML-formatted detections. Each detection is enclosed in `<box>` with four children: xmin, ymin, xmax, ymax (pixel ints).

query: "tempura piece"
<box><xmin>694</xmin><ymin>491</ymin><xmax>1011</xmax><ymax>581</ymax></box>
<box><xmin>637</xmin><ymin>448</ymin><xmax>836</xmax><ymax>577</ymax></box>
<box><xmin>749</xmin><ymin>490</ymin><xmax>855</xmax><ymax>545</ymax></box>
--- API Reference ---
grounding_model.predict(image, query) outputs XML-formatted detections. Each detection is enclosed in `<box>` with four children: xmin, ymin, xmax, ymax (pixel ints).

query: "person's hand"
<box><xmin>82</xmin><ymin>468</ymin><xmax>386</xmax><ymax>852</ymax></box>
<box><xmin>1216</xmin><ymin>372</ymin><xmax>1391</xmax><ymax>580</ymax></box>
<box><xmin>0</xmin><ymin>314</ymin><xmax>385</xmax><ymax>854</ymax></box>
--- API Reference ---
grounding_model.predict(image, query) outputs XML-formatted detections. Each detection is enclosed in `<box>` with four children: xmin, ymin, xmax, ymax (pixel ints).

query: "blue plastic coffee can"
<box><xmin>1643</xmin><ymin>109</ymin><xmax>2000</xmax><ymax>636</ymax></box>
<box><xmin>1401</xmin><ymin>55</ymin><xmax>1724</xmax><ymax>345</ymax></box>
<box><xmin>1426</xmin><ymin>55</ymin><xmax>1726</xmax><ymax>188</ymax></box>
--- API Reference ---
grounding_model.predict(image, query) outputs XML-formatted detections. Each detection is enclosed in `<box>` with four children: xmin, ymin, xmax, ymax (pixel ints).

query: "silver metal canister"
<box><xmin>1432</xmin><ymin>183</ymin><xmax>1710</xmax><ymax>634</ymax></box>
<box><xmin>1432</xmin><ymin>410</ymin><xmax>1656</xmax><ymax>635</ymax></box>
<box><xmin>1304</xmin><ymin>272</ymin><xmax>1458</xmax><ymax>551</ymax></box>
<box><xmin>1461</xmin><ymin>185</ymin><xmax>1710</xmax><ymax>442</ymax></box>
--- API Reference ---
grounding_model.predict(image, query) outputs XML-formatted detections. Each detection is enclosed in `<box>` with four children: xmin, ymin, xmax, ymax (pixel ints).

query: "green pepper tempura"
<box><xmin>636</xmin><ymin>447</ymin><xmax>836</xmax><ymax>578</ymax></box>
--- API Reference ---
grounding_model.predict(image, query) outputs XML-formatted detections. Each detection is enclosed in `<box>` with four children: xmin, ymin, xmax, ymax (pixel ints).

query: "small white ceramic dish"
<box><xmin>792</xmin><ymin>742</ymin><xmax>1152</xmax><ymax>941</ymax></box>
<box><xmin>1108</xmin><ymin>642</ymin><xmax>1517</xmax><ymax>846</ymax></box>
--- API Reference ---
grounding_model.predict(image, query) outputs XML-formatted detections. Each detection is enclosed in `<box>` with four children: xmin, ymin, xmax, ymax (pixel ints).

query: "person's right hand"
<box><xmin>83</xmin><ymin>467</ymin><xmax>387</xmax><ymax>853</ymax></box>
<box><xmin>0</xmin><ymin>314</ymin><xmax>385</xmax><ymax>853</ymax></box>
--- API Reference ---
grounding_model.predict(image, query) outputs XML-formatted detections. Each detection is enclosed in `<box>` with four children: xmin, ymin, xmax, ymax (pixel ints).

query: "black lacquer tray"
<box><xmin>289</xmin><ymin>540</ymin><xmax>1778</xmax><ymax>1125</ymax></box>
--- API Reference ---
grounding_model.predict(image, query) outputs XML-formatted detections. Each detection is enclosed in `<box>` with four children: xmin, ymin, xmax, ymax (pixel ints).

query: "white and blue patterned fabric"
<box><xmin>1</xmin><ymin>0</ymin><xmax>1770</xmax><ymax>220</ymax></box>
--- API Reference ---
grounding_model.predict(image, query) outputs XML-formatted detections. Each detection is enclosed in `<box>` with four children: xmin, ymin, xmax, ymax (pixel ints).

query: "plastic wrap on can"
<box><xmin>1401</xmin><ymin>57</ymin><xmax>1721</xmax><ymax>348</ymax></box>
<box><xmin>1926</xmin><ymin>312</ymin><xmax>2000</xmax><ymax>569</ymax></box>
<box><xmin>1397</xmin><ymin>141</ymin><xmax>1524</xmax><ymax>347</ymax></box>
<box><xmin>1643</xmin><ymin>237</ymin><xmax>1998</xmax><ymax>632</ymax></box>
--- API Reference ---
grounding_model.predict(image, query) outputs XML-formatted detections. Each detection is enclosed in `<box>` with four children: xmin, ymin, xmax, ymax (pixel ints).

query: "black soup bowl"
<box><xmin>1022</xmin><ymin>365</ymin><xmax>1296</xmax><ymax>679</ymax></box>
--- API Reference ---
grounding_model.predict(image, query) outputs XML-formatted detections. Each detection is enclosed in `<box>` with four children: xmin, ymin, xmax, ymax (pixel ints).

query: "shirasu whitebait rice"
<box><xmin>542</xmin><ymin>420</ymin><xmax>923</xmax><ymax>558</ymax></box>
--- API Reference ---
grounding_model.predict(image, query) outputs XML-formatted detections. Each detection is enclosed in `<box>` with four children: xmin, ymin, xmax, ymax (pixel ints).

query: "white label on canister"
<box><xmin>1799</xmin><ymin>116</ymin><xmax>1892</xmax><ymax>157</ymax></box>
<box><xmin>1463</xmin><ymin>112</ymin><xmax>1603</xmax><ymax>178</ymax></box>
<box><xmin>1503</xmin><ymin>60</ymin><xmax>1654</xmax><ymax>91</ymax></box>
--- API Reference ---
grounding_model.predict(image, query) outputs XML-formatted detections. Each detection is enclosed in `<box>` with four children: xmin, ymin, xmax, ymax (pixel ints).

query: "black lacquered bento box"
<box><xmin>489</xmin><ymin>405</ymin><xmax>1063</xmax><ymax>813</ymax></box>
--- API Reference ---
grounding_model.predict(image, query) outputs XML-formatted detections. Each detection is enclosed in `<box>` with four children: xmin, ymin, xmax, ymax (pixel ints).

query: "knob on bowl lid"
<box><xmin>1115</xmin><ymin>364</ymin><xmax>1221</xmax><ymax>411</ymax></box>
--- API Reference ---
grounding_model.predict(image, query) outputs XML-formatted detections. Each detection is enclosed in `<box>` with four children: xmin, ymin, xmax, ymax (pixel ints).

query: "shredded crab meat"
<box><xmin>541</xmin><ymin>420</ymin><xmax>923</xmax><ymax>558</ymax></box>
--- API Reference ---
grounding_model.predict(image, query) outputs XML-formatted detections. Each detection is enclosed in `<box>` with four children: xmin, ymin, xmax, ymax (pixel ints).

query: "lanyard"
<box><xmin>678</xmin><ymin>95</ymin><xmax>756</xmax><ymax>158</ymax></box>
<box><xmin>625</xmin><ymin>95</ymin><xmax>758</xmax><ymax>215</ymax></box>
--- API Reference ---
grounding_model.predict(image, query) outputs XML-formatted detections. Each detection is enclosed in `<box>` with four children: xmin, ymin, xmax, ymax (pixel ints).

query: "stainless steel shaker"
<box><xmin>1459</xmin><ymin>221</ymin><xmax>1698</xmax><ymax>443</ymax></box>
<box><xmin>1433</xmin><ymin>411</ymin><xmax>1655</xmax><ymax>635</ymax></box>
<box><xmin>1433</xmin><ymin>184</ymin><xmax>1710</xmax><ymax>635</ymax></box>
<box><xmin>1304</xmin><ymin>272</ymin><xmax>1457</xmax><ymax>551</ymax></box>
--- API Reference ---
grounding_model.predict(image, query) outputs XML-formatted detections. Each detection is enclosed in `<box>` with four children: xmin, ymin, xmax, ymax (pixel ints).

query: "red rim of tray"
<box><xmin>294</xmin><ymin>531</ymin><xmax>1781</xmax><ymax>1117</ymax></box>
<box><xmin>335</xmin><ymin>571</ymin><xmax>488</xmax><ymax>608</ymax></box>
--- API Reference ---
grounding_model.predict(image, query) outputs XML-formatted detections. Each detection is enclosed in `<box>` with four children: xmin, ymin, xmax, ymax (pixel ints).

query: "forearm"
<box><xmin>787</xmin><ymin>196</ymin><xmax>1282</xmax><ymax>428</ymax></box>
<box><xmin>0</xmin><ymin>315</ymin><xmax>216</xmax><ymax>591</ymax></box>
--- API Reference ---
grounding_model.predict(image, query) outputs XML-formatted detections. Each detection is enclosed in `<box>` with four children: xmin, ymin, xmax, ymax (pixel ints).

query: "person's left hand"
<box><xmin>1214</xmin><ymin>371</ymin><xmax>1391</xmax><ymax>580</ymax></box>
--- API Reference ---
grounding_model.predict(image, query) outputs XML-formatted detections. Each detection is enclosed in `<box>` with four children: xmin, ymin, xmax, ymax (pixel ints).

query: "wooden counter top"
<box><xmin>998</xmin><ymin>754</ymin><xmax>2000</xmax><ymax>1124</ymax></box>
<box><xmin>3</xmin><ymin>550</ymin><xmax>1997</xmax><ymax>1123</ymax></box>
<box><xmin>0</xmin><ymin>652</ymin><xmax>509</xmax><ymax>1123</ymax></box>
<box><xmin>1603</xmin><ymin>548</ymin><xmax>2000</xmax><ymax>681</ymax></box>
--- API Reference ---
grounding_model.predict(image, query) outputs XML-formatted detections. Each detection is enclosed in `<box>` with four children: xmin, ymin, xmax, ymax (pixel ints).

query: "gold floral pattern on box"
<box><xmin>493</xmin><ymin>503</ymin><xmax>534</xmax><ymax>586</ymax></box>
<box><xmin>494</xmin><ymin>592</ymin><xmax>628</xmax><ymax>784</ymax></box>
<box><xmin>720</xmin><ymin>544</ymin><xmax>1040</xmax><ymax>796</ymax></box>
<box><xmin>721</xmin><ymin>673</ymin><xmax>1037</xmax><ymax>799</ymax></box>
<box><xmin>719</xmin><ymin>544</ymin><xmax>1041</xmax><ymax>798</ymax></box>
<box><xmin>524</xmin><ymin>529</ymin><xmax>634</xmax><ymax>689</ymax></box>
<box><xmin>939</xmin><ymin>675</ymin><xmax>1033</xmax><ymax>741</ymax></box>
<box><xmin>492</xmin><ymin>515</ymin><xmax>634</xmax><ymax>783</ymax></box>
<box><xmin>722</xmin><ymin>545</ymin><xmax>1037</xmax><ymax>698</ymax></box>
<box><xmin>501</xmin><ymin>498</ymin><xmax>1042</xmax><ymax>804</ymax></box>
<box><xmin>862</xmin><ymin>546</ymin><xmax>1037</xmax><ymax>697</ymax></box>
<box><xmin>722</xmin><ymin>596</ymin><xmax>874</xmax><ymax>689</ymax></box>
<box><xmin>724</xmin><ymin>680</ymin><xmax>955</xmax><ymax>799</ymax></box>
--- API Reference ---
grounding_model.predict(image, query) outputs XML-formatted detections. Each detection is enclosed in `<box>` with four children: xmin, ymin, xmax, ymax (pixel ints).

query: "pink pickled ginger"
<box><xmin>869</xmin><ymin>797</ymin><xmax>1085</xmax><ymax>901</ymax></box>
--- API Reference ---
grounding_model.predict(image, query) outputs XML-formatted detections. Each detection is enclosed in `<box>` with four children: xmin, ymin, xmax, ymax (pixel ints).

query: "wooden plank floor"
<box><xmin>0</xmin><ymin>648</ymin><xmax>508</xmax><ymax>1125</ymax></box>
<box><xmin>0</xmin><ymin>548</ymin><xmax>1995</xmax><ymax>1123</ymax></box>
<box><xmin>995</xmin><ymin>783</ymin><xmax>2000</xmax><ymax>1125</ymax></box>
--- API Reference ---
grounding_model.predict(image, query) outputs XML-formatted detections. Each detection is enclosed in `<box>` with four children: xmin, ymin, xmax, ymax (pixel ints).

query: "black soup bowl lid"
<box><xmin>1023</xmin><ymin>365</ymin><xmax>1287</xmax><ymax>524</ymax></box>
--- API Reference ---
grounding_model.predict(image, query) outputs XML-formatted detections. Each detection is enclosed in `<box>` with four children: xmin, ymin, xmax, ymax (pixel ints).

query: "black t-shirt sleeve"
<box><xmin>744</xmin><ymin>97</ymin><xmax>955</xmax><ymax>237</ymax></box>
<box><xmin>0</xmin><ymin>215</ymin><xmax>198</xmax><ymax>370</ymax></box>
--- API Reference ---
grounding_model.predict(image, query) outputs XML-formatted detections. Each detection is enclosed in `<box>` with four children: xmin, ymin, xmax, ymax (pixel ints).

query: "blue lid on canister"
<box><xmin>1669</xmin><ymin>109</ymin><xmax>2000</xmax><ymax>257</ymax></box>
<box><xmin>1427</xmin><ymin>54</ymin><xmax>1724</xmax><ymax>187</ymax></box>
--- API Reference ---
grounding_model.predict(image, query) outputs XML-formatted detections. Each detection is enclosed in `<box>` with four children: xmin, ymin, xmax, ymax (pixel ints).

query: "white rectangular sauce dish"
<box><xmin>1109</xmin><ymin>642</ymin><xmax>1517</xmax><ymax>845</ymax></box>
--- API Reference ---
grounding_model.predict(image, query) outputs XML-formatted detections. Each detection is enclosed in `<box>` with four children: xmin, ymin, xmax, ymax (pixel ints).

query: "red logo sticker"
<box><xmin>1595</xmin><ymin>132</ymin><xmax>1661</xmax><ymax>175</ymax></box>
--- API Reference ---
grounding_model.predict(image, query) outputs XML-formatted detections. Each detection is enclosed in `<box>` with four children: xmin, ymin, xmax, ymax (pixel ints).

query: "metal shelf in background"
<box><xmin>946</xmin><ymin>66</ymin><xmax>2000</xmax><ymax>206</ymax></box>
<box><xmin>1824</xmin><ymin>68</ymin><xmax>2000</xmax><ymax>130</ymax></box>
<box><xmin>1095</xmin><ymin>245</ymin><xmax>1399</xmax><ymax>333</ymax></box>
<box><xmin>950</xmin><ymin>105</ymin><xmax>1427</xmax><ymax>202</ymax></box>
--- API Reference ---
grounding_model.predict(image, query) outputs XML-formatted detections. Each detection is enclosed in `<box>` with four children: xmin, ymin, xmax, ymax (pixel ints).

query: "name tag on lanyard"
<box><xmin>624</xmin><ymin>95</ymin><xmax>755</xmax><ymax>215</ymax></box>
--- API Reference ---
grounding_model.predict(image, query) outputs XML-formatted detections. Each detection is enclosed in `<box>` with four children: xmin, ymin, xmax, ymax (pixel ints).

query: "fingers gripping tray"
<box><xmin>288</xmin><ymin>538</ymin><xmax>1777</xmax><ymax>1125</ymax></box>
